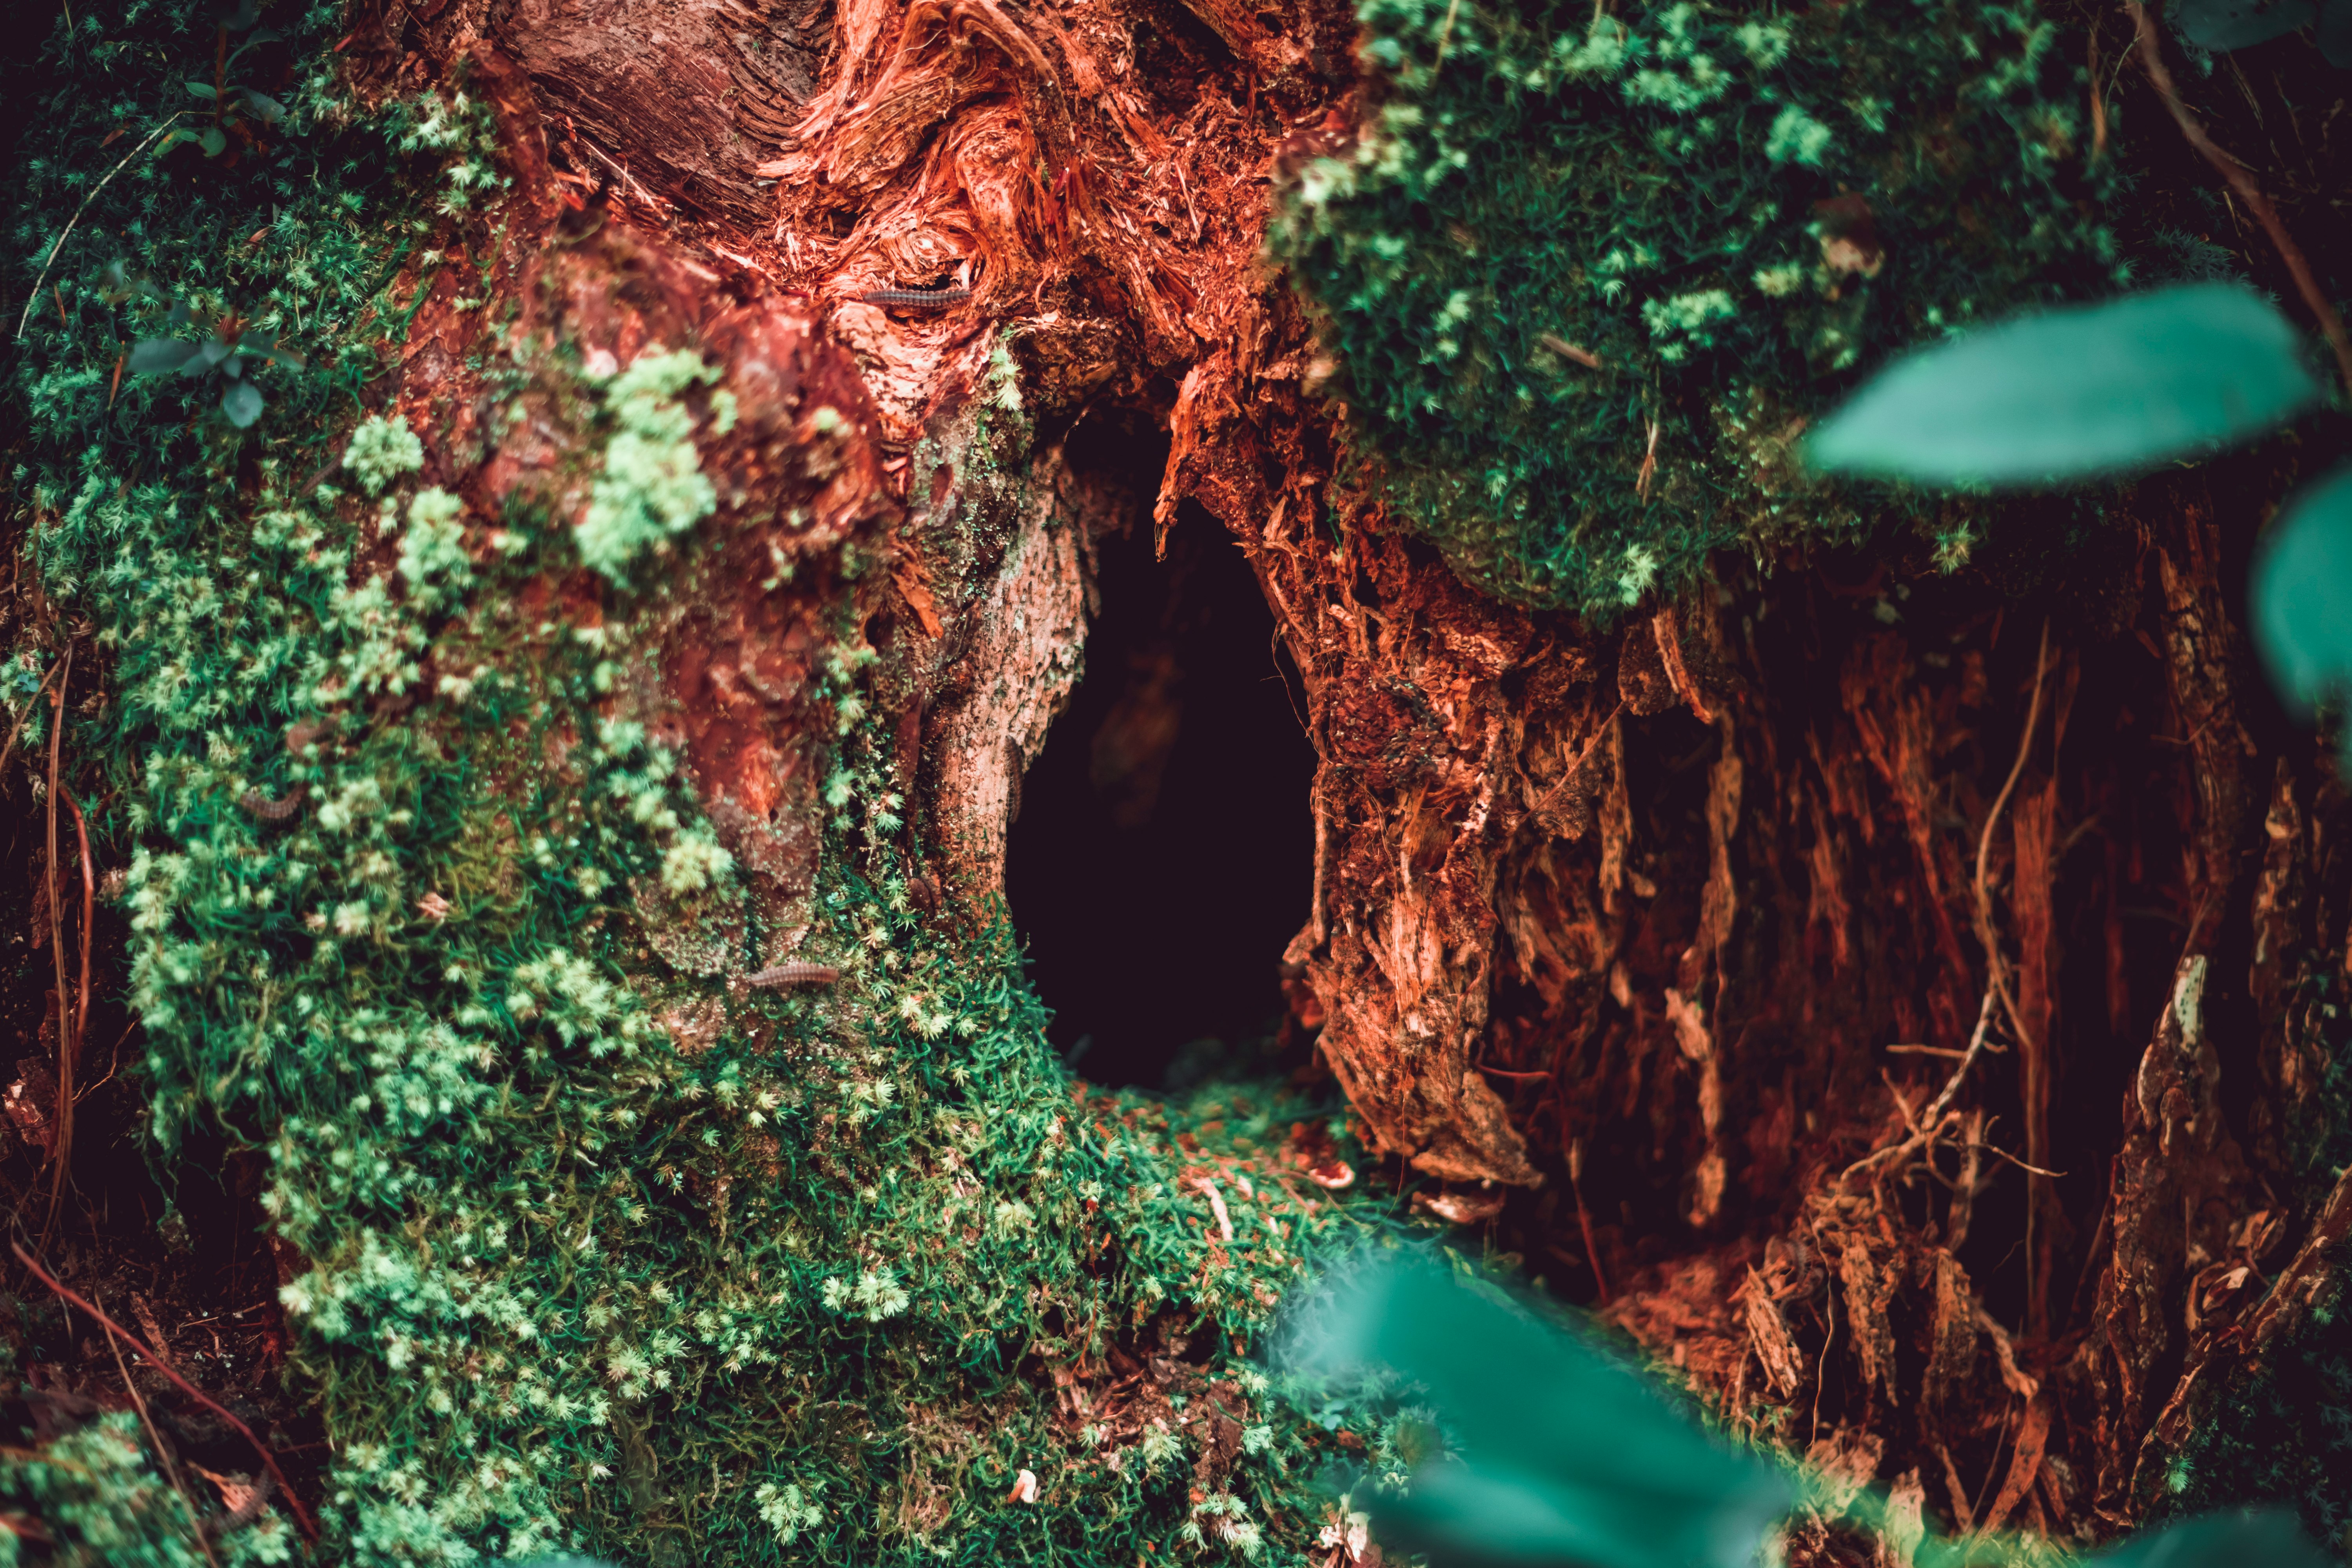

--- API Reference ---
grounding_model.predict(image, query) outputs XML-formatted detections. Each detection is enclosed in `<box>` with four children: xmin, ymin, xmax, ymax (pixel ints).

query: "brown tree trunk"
<box><xmin>368</xmin><ymin>0</ymin><xmax>2350</xmax><ymax>1546</ymax></box>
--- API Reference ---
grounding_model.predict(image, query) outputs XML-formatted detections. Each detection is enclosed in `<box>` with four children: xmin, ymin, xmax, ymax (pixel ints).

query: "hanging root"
<box><xmin>1841</xmin><ymin>990</ymin><xmax>2000</xmax><ymax>1187</ymax></box>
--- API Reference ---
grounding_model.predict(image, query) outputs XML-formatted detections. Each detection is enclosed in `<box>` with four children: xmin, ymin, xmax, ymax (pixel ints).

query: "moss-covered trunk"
<box><xmin>7</xmin><ymin>0</ymin><xmax>2352</xmax><ymax>1556</ymax></box>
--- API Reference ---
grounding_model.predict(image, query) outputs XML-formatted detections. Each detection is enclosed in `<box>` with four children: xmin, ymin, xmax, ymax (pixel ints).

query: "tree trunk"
<box><xmin>407</xmin><ymin>0</ymin><xmax>2352</xmax><ymax>1539</ymax></box>
<box><xmin>11</xmin><ymin>0</ymin><xmax>2351</xmax><ymax>1552</ymax></box>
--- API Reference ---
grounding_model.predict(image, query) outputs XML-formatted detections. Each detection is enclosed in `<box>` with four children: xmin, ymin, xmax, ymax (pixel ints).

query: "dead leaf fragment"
<box><xmin>1414</xmin><ymin>1188</ymin><xmax>1504</xmax><ymax>1225</ymax></box>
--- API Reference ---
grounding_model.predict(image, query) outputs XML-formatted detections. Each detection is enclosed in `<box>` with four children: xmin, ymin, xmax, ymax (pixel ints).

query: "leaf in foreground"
<box><xmin>2087</xmin><ymin>1508</ymin><xmax>2334</xmax><ymax>1567</ymax></box>
<box><xmin>2172</xmin><ymin>0</ymin><xmax>2316</xmax><ymax>52</ymax></box>
<box><xmin>1805</xmin><ymin>283</ymin><xmax>2322</xmax><ymax>487</ymax></box>
<box><xmin>1285</xmin><ymin>1259</ymin><xmax>1791</xmax><ymax>1568</ymax></box>
<box><xmin>2250</xmin><ymin>462</ymin><xmax>2352</xmax><ymax>728</ymax></box>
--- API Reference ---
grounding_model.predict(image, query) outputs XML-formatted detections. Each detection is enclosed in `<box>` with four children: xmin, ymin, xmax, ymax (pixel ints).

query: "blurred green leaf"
<box><xmin>1287</xmin><ymin>1259</ymin><xmax>1791</xmax><ymax>1568</ymax></box>
<box><xmin>127</xmin><ymin>337</ymin><xmax>198</xmax><ymax>373</ymax></box>
<box><xmin>2088</xmin><ymin>1509</ymin><xmax>2333</xmax><ymax>1566</ymax></box>
<box><xmin>1806</xmin><ymin>284</ymin><xmax>2322</xmax><ymax>486</ymax></box>
<box><xmin>186</xmin><ymin>81</ymin><xmax>219</xmax><ymax>100</ymax></box>
<box><xmin>2173</xmin><ymin>0</ymin><xmax>2315</xmax><ymax>51</ymax></box>
<box><xmin>2321</xmin><ymin>0</ymin><xmax>2352</xmax><ymax>61</ymax></box>
<box><xmin>220</xmin><ymin>379</ymin><xmax>263</xmax><ymax>426</ymax></box>
<box><xmin>238</xmin><ymin>334</ymin><xmax>304</xmax><ymax>368</ymax></box>
<box><xmin>181</xmin><ymin>338</ymin><xmax>232</xmax><ymax>375</ymax></box>
<box><xmin>199</xmin><ymin>126</ymin><xmax>227</xmax><ymax>158</ymax></box>
<box><xmin>2250</xmin><ymin>463</ymin><xmax>2352</xmax><ymax>726</ymax></box>
<box><xmin>242</xmin><ymin>89</ymin><xmax>284</xmax><ymax>123</ymax></box>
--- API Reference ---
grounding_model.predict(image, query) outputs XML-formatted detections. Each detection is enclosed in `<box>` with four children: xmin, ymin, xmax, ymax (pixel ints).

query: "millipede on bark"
<box><xmin>746</xmin><ymin>962</ymin><xmax>840</xmax><ymax>987</ymax></box>
<box><xmin>855</xmin><ymin>286</ymin><xmax>973</xmax><ymax>311</ymax></box>
<box><xmin>240</xmin><ymin>784</ymin><xmax>305</xmax><ymax>821</ymax></box>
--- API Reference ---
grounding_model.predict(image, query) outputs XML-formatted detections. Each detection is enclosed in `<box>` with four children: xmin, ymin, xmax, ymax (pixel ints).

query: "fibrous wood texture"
<box><xmin>358</xmin><ymin>0</ymin><xmax>2352</xmax><ymax>1544</ymax></box>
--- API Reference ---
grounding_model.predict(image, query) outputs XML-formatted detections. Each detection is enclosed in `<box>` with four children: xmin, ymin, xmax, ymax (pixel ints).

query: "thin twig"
<box><xmin>1430</xmin><ymin>0</ymin><xmax>1464</xmax><ymax>71</ymax></box>
<box><xmin>41</xmin><ymin>649</ymin><xmax>73</xmax><ymax>1242</ymax></box>
<box><xmin>2125</xmin><ymin>0</ymin><xmax>2352</xmax><ymax>396</ymax></box>
<box><xmin>1978</xmin><ymin>1143</ymin><xmax>2065</xmax><ymax>1180</ymax></box>
<box><xmin>2087</xmin><ymin>24</ymin><xmax>2108</xmax><ymax>163</ymax></box>
<box><xmin>15</xmin><ymin>114</ymin><xmax>185</xmax><ymax>343</ymax></box>
<box><xmin>1975</xmin><ymin>621</ymin><xmax>2054</xmax><ymax>1323</ymax></box>
<box><xmin>1567</xmin><ymin>1138</ymin><xmax>1610</xmax><ymax>1305</ymax></box>
<box><xmin>11</xmin><ymin>1244</ymin><xmax>318</xmax><ymax>1542</ymax></box>
<box><xmin>1973</xmin><ymin>618</ymin><xmax>2050</xmax><ymax>1043</ymax></box>
<box><xmin>1976</xmin><ymin>616</ymin><xmax>2051</xmax><ymax>973</ymax></box>
<box><xmin>100</xmin><ymin>1289</ymin><xmax>221</xmax><ymax>1568</ymax></box>
<box><xmin>1842</xmin><ymin>991</ymin><xmax>1999</xmax><ymax>1185</ymax></box>
<box><xmin>571</xmin><ymin>135</ymin><xmax>658</xmax><ymax>209</ymax></box>
<box><xmin>62</xmin><ymin>786</ymin><xmax>93</xmax><ymax>1083</ymax></box>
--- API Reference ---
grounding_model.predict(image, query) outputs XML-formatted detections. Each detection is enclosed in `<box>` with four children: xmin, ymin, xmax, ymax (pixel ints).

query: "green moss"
<box><xmin>574</xmin><ymin>348</ymin><xmax>728</xmax><ymax>586</ymax></box>
<box><xmin>0</xmin><ymin>1411</ymin><xmax>299</xmax><ymax>1568</ymax></box>
<box><xmin>5</xmin><ymin>11</ymin><xmax>1418</xmax><ymax>1565</ymax></box>
<box><xmin>1268</xmin><ymin>0</ymin><xmax>2129</xmax><ymax>615</ymax></box>
<box><xmin>398</xmin><ymin>488</ymin><xmax>474</xmax><ymax>611</ymax></box>
<box><xmin>347</xmin><ymin>415</ymin><xmax>428</xmax><ymax>497</ymax></box>
<box><xmin>2152</xmin><ymin>1288</ymin><xmax>2352</xmax><ymax>1548</ymax></box>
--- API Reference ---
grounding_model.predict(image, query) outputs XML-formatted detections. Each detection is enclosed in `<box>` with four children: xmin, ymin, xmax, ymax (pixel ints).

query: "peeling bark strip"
<box><xmin>2094</xmin><ymin>955</ymin><xmax>2251</xmax><ymax>1522</ymax></box>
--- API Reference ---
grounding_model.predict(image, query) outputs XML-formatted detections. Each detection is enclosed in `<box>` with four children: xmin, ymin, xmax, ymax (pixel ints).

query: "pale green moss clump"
<box><xmin>574</xmin><ymin>347</ymin><xmax>726</xmax><ymax>585</ymax></box>
<box><xmin>397</xmin><ymin>487</ymin><xmax>472</xmax><ymax>611</ymax></box>
<box><xmin>343</xmin><ymin>413</ymin><xmax>426</xmax><ymax>497</ymax></box>
<box><xmin>0</xmin><ymin>1412</ymin><xmax>298</xmax><ymax>1568</ymax></box>
<box><xmin>1269</xmin><ymin>0</ymin><xmax>2129</xmax><ymax>615</ymax></box>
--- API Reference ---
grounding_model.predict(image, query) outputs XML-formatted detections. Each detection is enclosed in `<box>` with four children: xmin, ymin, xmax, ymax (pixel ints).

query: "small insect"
<box><xmin>856</xmin><ymin>257</ymin><xmax>978</xmax><ymax>313</ymax></box>
<box><xmin>746</xmin><ymin>962</ymin><xmax>840</xmax><ymax>987</ymax></box>
<box><xmin>240</xmin><ymin>784</ymin><xmax>305</xmax><ymax>822</ymax></box>
<box><xmin>855</xmin><ymin>285</ymin><xmax>973</xmax><ymax>311</ymax></box>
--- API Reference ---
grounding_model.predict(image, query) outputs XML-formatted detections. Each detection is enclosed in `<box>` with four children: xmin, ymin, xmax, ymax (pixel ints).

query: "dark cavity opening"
<box><xmin>1006</xmin><ymin>502</ymin><xmax>1317</xmax><ymax>1089</ymax></box>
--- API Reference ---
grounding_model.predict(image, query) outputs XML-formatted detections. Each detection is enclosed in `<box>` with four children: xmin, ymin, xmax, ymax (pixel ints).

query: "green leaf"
<box><xmin>186</xmin><ymin>81</ymin><xmax>219</xmax><ymax>100</ymax></box>
<box><xmin>1287</xmin><ymin>1260</ymin><xmax>1791</xmax><ymax>1568</ymax></box>
<box><xmin>2173</xmin><ymin>0</ymin><xmax>2314</xmax><ymax>51</ymax></box>
<box><xmin>2089</xmin><ymin>1510</ymin><xmax>2333</xmax><ymax>1567</ymax></box>
<box><xmin>2250</xmin><ymin>463</ymin><xmax>2352</xmax><ymax>725</ymax></box>
<box><xmin>127</xmin><ymin>337</ymin><xmax>199</xmax><ymax>374</ymax></box>
<box><xmin>242</xmin><ymin>89</ymin><xmax>284</xmax><ymax>123</ymax></box>
<box><xmin>238</xmin><ymin>332</ymin><xmax>306</xmax><ymax>370</ymax></box>
<box><xmin>220</xmin><ymin>379</ymin><xmax>264</xmax><ymax>427</ymax></box>
<box><xmin>199</xmin><ymin>126</ymin><xmax>227</xmax><ymax>158</ymax></box>
<box><xmin>181</xmin><ymin>338</ymin><xmax>232</xmax><ymax>376</ymax></box>
<box><xmin>1805</xmin><ymin>284</ymin><xmax>2323</xmax><ymax>486</ymax></box>
<box><xmin>2321</xmin><ymin>0</ymin><xmax>2352</xmax><ymax>62</ymax></box>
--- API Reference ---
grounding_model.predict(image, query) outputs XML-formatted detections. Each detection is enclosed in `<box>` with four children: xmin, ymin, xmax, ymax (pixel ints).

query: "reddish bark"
<box><xmin>350</xmin><ymin>0</ymin><xmax>2352</xmax><ymax>1547</ymax></box>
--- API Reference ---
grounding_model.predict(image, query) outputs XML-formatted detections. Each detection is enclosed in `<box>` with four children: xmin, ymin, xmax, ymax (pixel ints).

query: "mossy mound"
<box><xmin>1269</xmin><ymin>0</ymin><xmax>2130</xmax><ymax>615</ymax></box>
<box><xmin>4</xmin><ymin>6</ymin><xmax>1417</xmax><ymax>1564</ymax></box>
